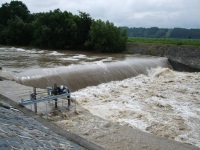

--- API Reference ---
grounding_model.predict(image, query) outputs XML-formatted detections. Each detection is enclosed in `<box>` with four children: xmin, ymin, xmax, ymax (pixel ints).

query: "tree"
<box><xmin>1</xmin><ymin>17</ymin><xmax>32</xmax><ymax>45</ymax></box>
<box><xmin>73</xmin><ymin>11</ymin><xmax>92</xmax><ymax>49</ymax></box>
<box><xmin>0</xmin><ymin>1</ymin><xmax>128</xmax><ymax>52</ymax></box>
<box><xmin>86</xmin><ymin>20</ymin><xmax>127</xmax><ymax>52</ymax></box>
<box><xmin>32</xmin><ymin>9</ymin><xmax>77</xmax><ymax>49</ymax></box>
<box><xmin>0</xmin><ymin>1</ymin><xmax>31</xmax><ymax>45</ymax></box>
<box><xmin>0</xmin><ymin>1</ymin><xmax>30</xmax><ymax>26</ymax></box>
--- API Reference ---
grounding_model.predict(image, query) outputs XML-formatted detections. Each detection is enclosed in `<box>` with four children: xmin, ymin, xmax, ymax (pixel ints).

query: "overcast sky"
<box><xmin>1</xmin><ymin>0</ymin><xmax>200</xmax><ymax>28</ymax></box>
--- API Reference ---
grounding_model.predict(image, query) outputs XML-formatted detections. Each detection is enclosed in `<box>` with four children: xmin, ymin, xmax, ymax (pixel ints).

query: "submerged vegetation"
<box><xmin>0</xmin><ymin>1</ymin><xmax>127</xmax><ymax>52</ymax></box>
<box><xmin>128</xmin><ymin>37</ymin><xmax>200</xmax><ymax>46</ymax></box>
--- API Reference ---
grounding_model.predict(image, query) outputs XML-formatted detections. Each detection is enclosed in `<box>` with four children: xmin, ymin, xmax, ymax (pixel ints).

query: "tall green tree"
<box><xmin>0</xmin><ymin>1</ymin><xmax>128</xmax><ymax>52</ymax></box>
<box><xmin>0</xmin><ymin>1</ymin><xmax>31</xmax><ymax>45</ymax></box>
<box><xmin>86</xmin><ymin>20</ymin><xmax>127</xmax><ymax>52</ymax></box>
<box><xmin>74</xmin><ymin>11</ymin><xmax>92</xmax><ymax>49</ymax></box>
<box><xmin>32</xmin><ymin>9</ymin><xmax>77</xmax><ymax>49</ymax></box>
<box><xmin>0</xmin><ymin>1</ymin><xmax>30</xmax><ymax>26</ymax></box>
<box><xmin>1</xmin><ymin>17</ymin><xmax>32</xmax><ymax>45</ymax></box>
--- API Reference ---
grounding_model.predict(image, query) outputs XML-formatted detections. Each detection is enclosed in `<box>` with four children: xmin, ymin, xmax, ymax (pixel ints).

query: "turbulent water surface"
<box><xmin>0</xmin><ymin>47</ymin><xmax>200</xmax><ymax>148</ymax></box>
<box><xmin>0</xmin><ymin>46</ymin><xmax>170</xmax><ymax>91</ymax></box>
<box><xmin>74</xmin><ymin>68</ymin><xmax>200</xmax><ymax>147</ymax></box>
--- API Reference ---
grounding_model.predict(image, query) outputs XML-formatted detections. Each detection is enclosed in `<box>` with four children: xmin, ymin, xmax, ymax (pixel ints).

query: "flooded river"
<box><xmin>0</xmin><ymin>46</ymin><xmax>169</xmax><ymax>91</ymax></box>
<box><xmin>0</xmin><ymin>46</ymin><xmax>200</xmax><ymax>148</ymax></box>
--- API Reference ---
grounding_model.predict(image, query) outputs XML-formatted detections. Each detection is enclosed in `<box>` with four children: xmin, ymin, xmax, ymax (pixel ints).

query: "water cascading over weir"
<box><xmin>11</xmin><ymin>57</ymin><xmax>170</xmax><ymax>91</ymax></box>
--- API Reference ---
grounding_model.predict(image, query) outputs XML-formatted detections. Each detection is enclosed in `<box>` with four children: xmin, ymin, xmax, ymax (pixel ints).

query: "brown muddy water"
<box><xmin>0</xmin><ymin>46</ymin><xmax>170</xmax><ymax>91</ymax></box>
<box><xmin>0</xmin><ymin>46</ymin><xmax>200</xmax><ymax>148</ymax></box>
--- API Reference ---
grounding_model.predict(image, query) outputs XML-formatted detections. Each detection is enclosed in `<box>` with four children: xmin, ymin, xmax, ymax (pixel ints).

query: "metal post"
<box><xmin>55</xmin><ymin>100</ymin><xmax>57</xmax><ymax>108</ymax></box>
<box><xmin>54</xmin><ymin>84</ymin><xmax>58</xmax><ymax>108</ymax></box>
<box><xmin>62</xmin><ymin>100</ymin><xmax>63</xmax><ymax>110</ymax></box>
<box><xmin>46</xmin><ymin>102</ymin><xmax>48</xmax><ymax>119</ymax></box>
<box><xmin>33</xmin><ymin>87</ymin><xmax>37</xmax><ymax>113</ymax></box>
<box><xmin>67</xmin><ymin>88</ymin><xmax>71</xmax><ymax>107</ymax></box>
<box><xmin>29</xmin><ymin>92</ymin><xmax>32</xmax><ymax>111</ymax></box>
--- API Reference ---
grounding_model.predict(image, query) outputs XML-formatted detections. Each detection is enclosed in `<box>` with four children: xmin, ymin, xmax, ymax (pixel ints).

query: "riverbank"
<box><xmin>0</xmin><ymin>94</ymin><xmax>103</xmax><ymax>150</ymax></box>
<box><xmin>0</xmin><ymin>104</ymin><xmax>86</xmax><ymax>149</ymax></box>
<box><xmin>126</xmin><ymin>43</ymin><xmax>200</xmax><ymax>71</ymax></box>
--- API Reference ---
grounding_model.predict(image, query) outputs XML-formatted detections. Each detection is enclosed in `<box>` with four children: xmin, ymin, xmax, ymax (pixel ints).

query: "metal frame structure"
<box><xmin>19</xmin><ymin>87</ymin><xmax>71</xmax><ymax>113</ymax></box>
<box><xmin>19</xmin><ymin>93</ymin><xmax>70</xmax><ymax>106</ymax></box>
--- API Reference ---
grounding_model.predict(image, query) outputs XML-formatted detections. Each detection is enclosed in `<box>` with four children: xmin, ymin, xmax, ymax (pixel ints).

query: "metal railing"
<box><xmin>19</xmin><ymin>87</ymin><xmax>71</xmax><ymax>114</ymax></box>
<box><xmin>19</xmin><ymin>93</ymin><xmax>70</xmax><ymax>106</ymax></box>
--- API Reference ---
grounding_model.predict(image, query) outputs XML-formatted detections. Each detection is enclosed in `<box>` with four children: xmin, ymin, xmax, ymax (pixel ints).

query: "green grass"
<box><xmin>127</xmin><ymin>37</ymin><xmax>200</xmax><ymax>46</ymax></box>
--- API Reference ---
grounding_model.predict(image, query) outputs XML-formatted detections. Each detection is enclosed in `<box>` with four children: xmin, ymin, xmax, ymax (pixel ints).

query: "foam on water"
<box><xmin>73</xmin><ymin>67</ymin><xmax>200</xmax><ymax>147</ymax></box>
<box><xmin>49</xmin><ymin>51</ymin><xmax>65</xmax><ymax>56</ymax></box>
<box><xmin>61</xmin><ymin>58</ymin><xmax>79</xmax><ymax>61</ymax></box>
<box><xmin>26</xmin><ymin>49</ymin><xmax>45</xmax><ymax>54</ymax></box>
<box><xmin>72</xmin><ymin>54</ymin><xmax>87</xmax><ymax>59</ymax></box>
<box><xmin>60</xmin><ymin>55</ymin><xmax>110</xmax><ymax>62</ymax></box>
<box><xmin>16</xmin><ymin>48</ymin><xmax>26</xmax><ymax>52</ymax></box>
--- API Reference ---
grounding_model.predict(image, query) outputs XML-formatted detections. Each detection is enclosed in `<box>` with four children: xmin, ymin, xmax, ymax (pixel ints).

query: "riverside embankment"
<box><xmin>0</xmin><ymin>94</ymin><xmax>103</xmax><ymax>150</ymax></box>
<box><xmin>126</xmin><ymin>43</ymin><xmax>200</xmax><ymax>72</ymax></box>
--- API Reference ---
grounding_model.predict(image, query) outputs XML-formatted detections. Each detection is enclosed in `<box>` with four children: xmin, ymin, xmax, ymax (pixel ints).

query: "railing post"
<box><xmin>46</xmin><ymin>101</ymin><xmax>48</xmax><ymax>119</ymax></box>
<box><xmin>54</xmin><ymin>84</ymin><xmax>58</xmax><ymax>108</ymax></box>
<box><xmin>29</xmin><ymin>92</ymin><xmax>32</xmax><ymax>110</ymax></box>
<box><xmin>33</xmin><ymin>87</ymin><xmax>37</xmax><ymax>113</ymax></box>
<box><xmin>67</xmin><ymin>88</ymin><xmax>71</xmax><ymax>107</ymax></box>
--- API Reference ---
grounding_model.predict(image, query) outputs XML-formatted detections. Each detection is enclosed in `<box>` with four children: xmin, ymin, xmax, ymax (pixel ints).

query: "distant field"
<box><xmin>128</xmin><ymin>37</ymin><xmax>200</xmax><ymax>46</ymax></box>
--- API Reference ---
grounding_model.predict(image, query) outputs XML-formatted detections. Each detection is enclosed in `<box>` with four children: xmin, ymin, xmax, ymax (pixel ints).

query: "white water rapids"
<box><xmin>73</xmin><ymin>67</ymin><xmax>200</xmax><ymax>147</ymax></box>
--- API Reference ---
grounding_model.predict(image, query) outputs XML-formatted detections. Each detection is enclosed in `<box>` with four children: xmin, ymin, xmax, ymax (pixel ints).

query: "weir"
<box><xmin>11</xmin><ymin>57</ymin><xmax>170</xmax><ymax>91</ymax></box>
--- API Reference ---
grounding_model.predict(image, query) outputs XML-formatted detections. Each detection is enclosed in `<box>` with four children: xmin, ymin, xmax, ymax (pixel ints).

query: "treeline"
<box><xmin>121</xmin><ymin>27</ymin><xmax>200</xmax><ymax>39</ymax></box>
<box><xmin>0</xmin><ymin>1</ymin><xmax>127</xmax><ymax>52</ymax></box>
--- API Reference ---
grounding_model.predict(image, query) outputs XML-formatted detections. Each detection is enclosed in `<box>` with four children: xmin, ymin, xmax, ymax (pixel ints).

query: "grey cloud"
<box><xmin>0</xmin><ymin>0</ymin><xmax>199</xmax><ymax>28</ymax></box>
<box><xmin>23</xmin><ymin>0</ymin><xmax>60</xmax><ymax>13</ymax></box>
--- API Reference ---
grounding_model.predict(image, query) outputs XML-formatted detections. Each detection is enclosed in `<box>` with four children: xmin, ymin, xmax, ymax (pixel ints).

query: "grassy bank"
<box><xmin>128</xmin><ymin>37</ymin><xmax>200</xmax><ymax>46</ymax></box>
